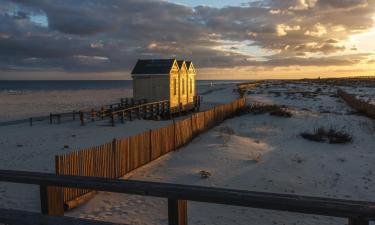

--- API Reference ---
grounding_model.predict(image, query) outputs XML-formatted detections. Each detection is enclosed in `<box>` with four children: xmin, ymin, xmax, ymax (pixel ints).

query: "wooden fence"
<box><xmin>337</xmin><ymin>89</ymin><xmax>375</xmax><ymax>119</ymax></box>
<box><xmin>55</xmin><ymin>97</ymin><xmax>246</xmax><ymax>210</ymax></box>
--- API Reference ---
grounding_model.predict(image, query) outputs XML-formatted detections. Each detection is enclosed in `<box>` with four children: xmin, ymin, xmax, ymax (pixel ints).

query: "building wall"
<box><xmin>133</xmin><ymin>75</ymin><xmax>169</xmax><ymax>102</ymax></box>
<box><xmin>179</xmin><ymin>63</ymin><xmax>188</xmax><ymax>107</ymax></box>
<box><xmin>169</xmin><ymin>62</ymin><xmax>180</xmax><ymax>108</ymax></box>
<box><xmin>133</xmin><ymin>76</ymin><xmax>151</xmax><ymax>101</ymax></box>
<box><xmin>132</xmin><ymin>60</ymin><xmax>195</xmax><ymax>108</ymax></box>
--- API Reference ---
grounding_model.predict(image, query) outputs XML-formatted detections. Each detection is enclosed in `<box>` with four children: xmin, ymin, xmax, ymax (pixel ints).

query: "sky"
<box><xmin>0</xmin><ymin>0</ymin><xmax>375</xmax><ymax>80</ymax></box>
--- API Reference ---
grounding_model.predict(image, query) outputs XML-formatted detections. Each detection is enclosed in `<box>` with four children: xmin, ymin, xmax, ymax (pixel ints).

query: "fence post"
<box><xmin>29</xmin><ymin>118</ymin><xmax>33</xmax><ymax>126</ymax></box>
<box><xmin>168</xmin><ymin>199</ymin><xmax>187</xmax><ymax>225</ymax></box>
<box><xmin>149</xmin><ymin>129</ymin><xmax>152</xmax><ymax>161</ymax></box>
<box><xmin>173</xmin><ymin>119</ymin><xmax>176</xmax><ymax>150</ymax></box>
<box><xmin>348</xmin><ymin>218</ymin><xmax>369</xmax><ymax>225</ymax></box>
<box><xmin>80</xmin><ymin>111</ymin><xmax>84</xmax><ymax>126</ymax></box>
<box><xmin>111</xmin><ymin>113</ymin><xmax>115</xmax><ymax>127</ymax></box>
<box><xmin>40</xmin><ymin>185</ymin><xmax>64</xmax><ymax>216</ymax></box>
<box><xmin>112</xmin><ymin>138</ymin><xmax>117</xmax><ymax>178</ymax></box>
<box><xmin>49</xmin><ymin>114</ymin><xmax>53</xmax><ymax>124</ymax></box>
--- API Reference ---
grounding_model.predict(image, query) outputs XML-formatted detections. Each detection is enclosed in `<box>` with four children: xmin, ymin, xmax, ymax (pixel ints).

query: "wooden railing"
<box><xmin>109</xmin><ymin>100</ymin><xmax>170</xmax><ymax>126</ymax></box>
<box><xmin>109</xmin><ymin>96</ymin><xmax>202</xmax><ymax>127</ymax></box>
<box><xmin>0</xmin><ymin>170</ymin><xmax>374</xmax><ymax>225</ymax></box>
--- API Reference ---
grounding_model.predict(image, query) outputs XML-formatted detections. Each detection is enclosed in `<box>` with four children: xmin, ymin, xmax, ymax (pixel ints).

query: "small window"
<box><xmin>173</xmin><ymin>78</ymin><xmax>177</xmax><ymax>95</ymax></box>
<box><xmin>190</xmin><ymin>78</ymin><xmax>192</xmax><ymax>94</ymax></box>
<box><xmin>182</xmin><ymin>78</ymin><xmax>185</xmax><ymax>95</ymax></box>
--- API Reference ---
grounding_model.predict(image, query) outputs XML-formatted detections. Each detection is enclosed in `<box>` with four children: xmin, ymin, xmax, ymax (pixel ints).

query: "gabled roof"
<box><xmin>131</xmin><ymin>59</ymin><xmax>176</xmax><ymax>75</ymax></box>
<box><xmin>185</xmin><ymin>61</ymin><xmax>192</xmax><ymax>68</ymax></box>
<box><xmin>177</xmin><ymin>60</ymin><xmax>185</xmax><ymax>68</ymax></box>
<box><xmin>177</xmin><ymin>60</ymin><xmax>187</xmax><ymax>71</ymax></box>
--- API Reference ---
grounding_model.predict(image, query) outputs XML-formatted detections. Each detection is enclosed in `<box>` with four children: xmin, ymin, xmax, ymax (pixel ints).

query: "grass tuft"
<box><xmin>301</xmin><ymin>127</ymin><xmax>352</xmax><ymax>144</ymax></box>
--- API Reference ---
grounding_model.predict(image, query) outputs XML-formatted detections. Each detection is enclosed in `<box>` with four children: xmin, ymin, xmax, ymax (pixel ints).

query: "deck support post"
<box><xmin>168</xmin><ymin>199</ymin><xmax>187</xmax><ymax>225</ymax></box>
<box><xmin>40</xmin><ymin>185</ymin><xmax>64</xmax><ymax>216</ymax></box>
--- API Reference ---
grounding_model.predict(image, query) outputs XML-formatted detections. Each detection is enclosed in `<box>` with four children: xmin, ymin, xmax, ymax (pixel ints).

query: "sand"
<box><xmin>0</xmin><ymin>81</ymin><xmax>374</xmax><ymax>225</ymax></box>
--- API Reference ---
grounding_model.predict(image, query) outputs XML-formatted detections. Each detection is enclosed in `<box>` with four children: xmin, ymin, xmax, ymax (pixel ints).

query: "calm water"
<box><xmin>0</xmin><ymin>80</ymin><xmax>249</xmax><ymax>91</ymax></box>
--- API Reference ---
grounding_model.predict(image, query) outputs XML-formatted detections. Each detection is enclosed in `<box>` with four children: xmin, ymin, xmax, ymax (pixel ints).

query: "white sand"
<box><xmin>0</xmin><ymin>81</ymin><xmax>374</xmax><ymax>225</ymax></box>
<box><xmin>0</xmin><ymin>83</ymin><xmax>238</xmax><ymax>212</ymax></box>
<box><xmin>68</xmin><ymin>81</ymin><xmax>375</xmax><ymax>225</ymax></box>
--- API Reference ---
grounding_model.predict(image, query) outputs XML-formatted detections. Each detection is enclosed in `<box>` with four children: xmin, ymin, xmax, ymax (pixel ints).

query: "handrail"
<box><xmin>0</xmin><ymin>170</ymin><xmax>374</xmax><ymax>224</ymax></box>
<box><xmin>111</xmin><ymin>100</ymin><xmax>169</xmax><ymax>115</ymax></box>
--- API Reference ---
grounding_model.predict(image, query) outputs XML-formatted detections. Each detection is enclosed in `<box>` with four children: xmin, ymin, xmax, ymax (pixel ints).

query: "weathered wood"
<box><xmin>80</xmin><ymin>111</ymin><xmax>84</xmax><ymax>126</ymax></box>
<box><xmin>0</xmin><ymin>208</ymin><xmax>128</xmax><ymax>225</ymax></box>
<box><xmin>168</xmin><ymin>199</ymin><xmax>187</xmax><ymax>225</ymax></box>
<box><xmin>1</xmin><ymin>170</ymin><xmax>375</xmax><ymax>220</ymax></box>
<box><xmin>64</xmin><ymin>191</ymin><xmax>97</xmax><ymax>211</ymax></box>
<box><xmin>40</xmin><ymin>185</ymin><xmax>64</xmax><ymax>216</ymax></box>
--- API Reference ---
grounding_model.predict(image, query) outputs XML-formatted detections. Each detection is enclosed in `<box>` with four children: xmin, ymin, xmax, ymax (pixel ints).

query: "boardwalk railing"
<box><xmin>55</xmin><ymin>98</ymin><xmax>246</xmax><ymax>210</ymax></box>
<box><xmin>0</xmin><ymin>97</ymin><xmax>143</xmax><ymax>127</ymax></box>
<box><xmin>0</xmin><ymin>170</ymin><xmax>374</xmax><ymax>225</ymax></box>
<box><xmin>337</xmin><ymin>89</ymin><xmax>375</xmax><ymax>119</ymax></box>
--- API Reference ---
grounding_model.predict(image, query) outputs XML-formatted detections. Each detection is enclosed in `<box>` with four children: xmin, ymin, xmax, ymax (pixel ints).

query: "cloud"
<box><xmin>0</xmin><ymin>0</ymin><xmax>374</xmax><ymax>75</ymax></box>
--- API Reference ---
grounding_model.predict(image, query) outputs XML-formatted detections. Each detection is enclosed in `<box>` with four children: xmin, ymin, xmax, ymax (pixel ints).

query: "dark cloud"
<box><xmin>0</xmin><ymin>0</ymin><xmax>374</xmax><ymax>75</ymax></box>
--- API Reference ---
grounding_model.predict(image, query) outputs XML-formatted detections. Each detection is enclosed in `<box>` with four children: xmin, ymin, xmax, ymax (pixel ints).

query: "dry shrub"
<box><xmin>301</xmin><ymin>127</ymin><xmax>352</xmax><ymax>144</ymax></box>
<box><xmin>269</xmin><ymin>107</ymin><xmax>292</xmax><ymax>118</ymax></box>
<box><xmin>219</xmin><ymin>126</ymin><xmax>235</xmax><ymax>135</ymax></box>
<box><xmin>199</xmin><ymin>170</ymin><xmax>211</xmax><ymax>179</ymax></box>
<box><xmin>249</xmin><ymin>153</ymin><xmax>261</xmax><ymax>163</ymax></box>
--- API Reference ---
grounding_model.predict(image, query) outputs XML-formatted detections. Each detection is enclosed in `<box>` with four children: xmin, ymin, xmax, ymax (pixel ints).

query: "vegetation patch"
<box><xmin>237</xmin><ymin>103</ymin><xmax>292</xmax><ymax>118</ymax></box>
<box><xmin>269</xmin><ymin>107</ymin><xmax>292</xmax><ymax>118</ymax></box>
<box><xmin>301</xmin><ymin>127</ymin><xmax>352</xmax><ymax>144</ymax></box>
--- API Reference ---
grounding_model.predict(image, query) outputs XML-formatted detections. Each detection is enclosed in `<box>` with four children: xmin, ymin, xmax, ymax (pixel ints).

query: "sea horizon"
<box><xmin>0</xmin><ymin>80</ymin><xmax>251</xmax><ymax>91</ymax></box>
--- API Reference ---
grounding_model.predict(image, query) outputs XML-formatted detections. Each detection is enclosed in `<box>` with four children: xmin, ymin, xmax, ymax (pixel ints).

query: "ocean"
<box><xmin>0</xmin><ymin>80</ymin><xmax>249</xmax><ymax>91</ymax></box>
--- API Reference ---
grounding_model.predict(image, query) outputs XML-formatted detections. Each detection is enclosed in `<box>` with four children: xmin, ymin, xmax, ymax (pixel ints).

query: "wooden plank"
<box><xmin>40</xmin><ymin>185</ymin><xmax>64</xmax><ymax>216</ymax></box>
<box><xmin>168</xmin><ymin>199</ymin><xmax>188</xmax><ymax>225</ymax></box>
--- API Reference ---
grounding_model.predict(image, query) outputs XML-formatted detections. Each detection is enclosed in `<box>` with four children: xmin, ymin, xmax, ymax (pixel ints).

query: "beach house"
<box><xmin>131</xmin><ymin>59</ymin><xmax>196</xmax><ymax>110</ymax></box>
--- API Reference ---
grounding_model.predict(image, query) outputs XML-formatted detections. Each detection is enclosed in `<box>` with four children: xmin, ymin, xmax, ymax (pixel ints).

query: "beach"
<box><xmin>0</xmin><ymin>80</ymin><xmax>374</xmax><ymax>225</ymax></box>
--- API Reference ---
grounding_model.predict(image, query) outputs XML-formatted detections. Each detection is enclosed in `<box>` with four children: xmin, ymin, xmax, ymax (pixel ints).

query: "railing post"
<box><xmin>111</xmin><ymin>113</ymin><xmax>115</xmax><ymax>127</ymax></box>
<box><xmin>80</xmin><ymin>111</ymin><xmax>84</xmax><ymax>126</ymax></box>
<box><xmin>40</xmin><ymin>185</ymin><xmax>64</xmax><ymax>216</ymax></box>
<box><xmin>168</xmin><ymin>199</ymin><xmax>187</xmax><ymax>225</ymax></box>
<box><xmin>348</xmin><ymin>218</ymin><xmax>369</xmax><ymax>225</ymax></box>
